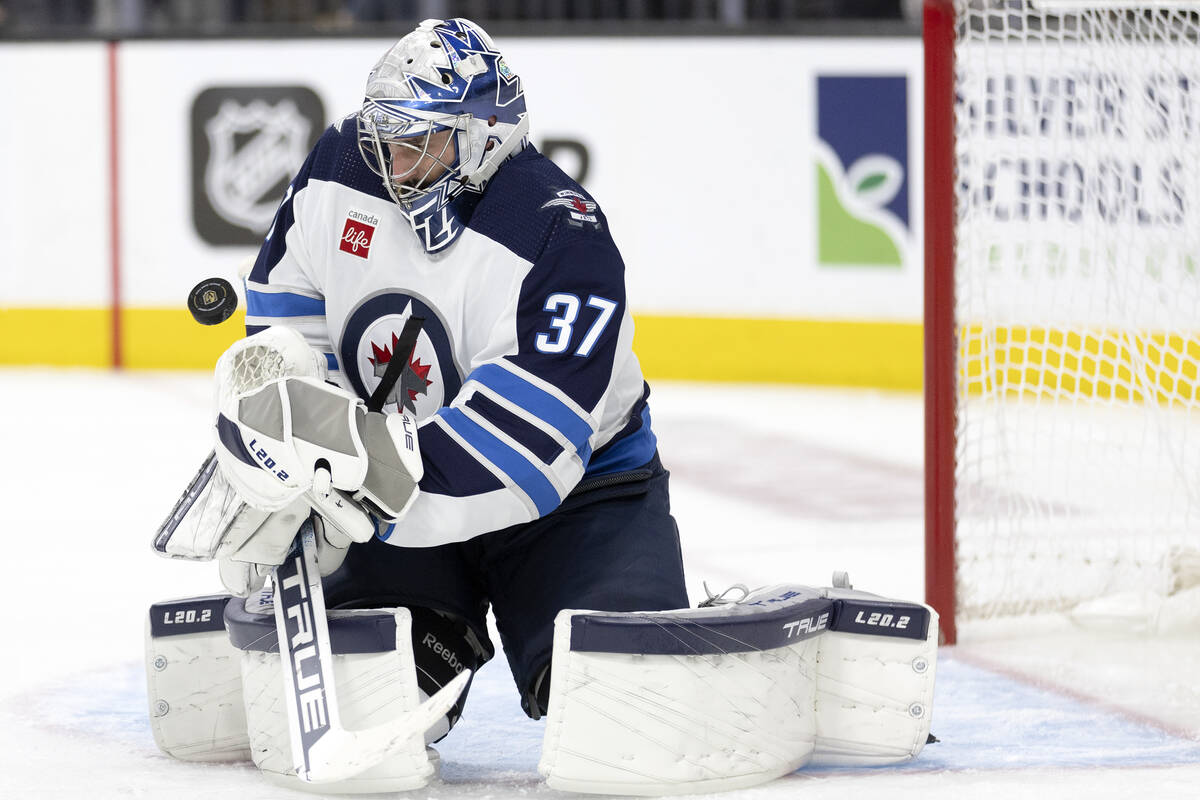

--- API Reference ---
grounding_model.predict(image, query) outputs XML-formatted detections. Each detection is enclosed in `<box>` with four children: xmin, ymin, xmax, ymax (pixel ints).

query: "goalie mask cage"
<box><xmin>924</xmin><ymin>0</ymin><xmax>1200</xmax><ymax>645</ymax></box>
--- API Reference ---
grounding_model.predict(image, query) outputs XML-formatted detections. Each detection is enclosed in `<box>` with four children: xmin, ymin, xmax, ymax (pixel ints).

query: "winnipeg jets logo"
<box><xmin>368</xmin><ymin>329</ymin><xmax>433</xmax><ymax>414</ymax></box>
<box><xmin>541</xmin><ymin>189</ymin><xmax>601</xmax><ymax>229</ymax></box>
<box><xmin>343</xmin><ymin>294</ymin><xmax>461</xmax><ymax>419</ymax></box>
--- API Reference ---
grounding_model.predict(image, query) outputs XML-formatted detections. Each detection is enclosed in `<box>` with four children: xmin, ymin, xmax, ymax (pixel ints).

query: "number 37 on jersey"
<box><xmin>535</xmin><ymin>293</ymin><xmax>618</xmax><ymax>358</ymax></box>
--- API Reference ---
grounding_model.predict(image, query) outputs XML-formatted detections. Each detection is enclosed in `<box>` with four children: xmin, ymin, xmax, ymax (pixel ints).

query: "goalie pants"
<box><xmin>322</xmin><ymin>452</ymin><xmax>689</xmax><ymax>718</ymax></box>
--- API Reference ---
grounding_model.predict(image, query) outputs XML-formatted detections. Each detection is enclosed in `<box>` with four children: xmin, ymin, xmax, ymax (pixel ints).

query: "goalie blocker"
<box><xmin>145</xmin><ymin>579</ymin><xmax>936</xmax><ymax>795</ymax></box>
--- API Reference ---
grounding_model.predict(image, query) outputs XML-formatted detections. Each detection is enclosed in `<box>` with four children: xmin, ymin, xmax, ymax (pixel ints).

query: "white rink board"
<box><xmin>0</xmin><ymin>43</ymin><xmax>110</xmax><ymax>306</ymax></box>
<box><xmin>1</xmin><ymin>37</ymin><xmax>923</xmax><ymax>320</ymax></box>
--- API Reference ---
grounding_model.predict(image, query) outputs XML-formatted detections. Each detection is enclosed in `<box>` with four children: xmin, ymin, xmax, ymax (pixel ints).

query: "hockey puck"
<box><xmin>187</xmin><ymin>278</ymin><xmax>237</xmax><ymax>326</ymax></box>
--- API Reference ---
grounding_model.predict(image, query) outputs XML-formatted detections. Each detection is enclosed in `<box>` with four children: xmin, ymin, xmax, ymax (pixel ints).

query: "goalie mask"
<box><xmin>357</xmin><ymin>18</ymin><xmax>530</xmax><ymax>253</ymax></box>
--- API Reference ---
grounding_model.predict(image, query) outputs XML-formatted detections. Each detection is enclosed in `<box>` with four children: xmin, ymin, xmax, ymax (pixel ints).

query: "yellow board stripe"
<box><xmin>0</xmin><ymin>308</ymin><xmax>114</xmax><ymax>366</ymax></box>
<box><xmin>0</xmin><ymin>307</ymin><xmax>926</xmax><ymax>389</ymax></box>
<box><xmin>632</xmin><ymin>315</ymin><xmax>923</xmax><ymax>390</ymax></box>
<box><xmin>15</xmin><ymin>310</ymin><xmax>1194</xmax><ymax>402</ymax></box>
<box><xmin>121</xmin><ymin>307</ymin><xmax>246</xmax><ymax>369</ymax></box>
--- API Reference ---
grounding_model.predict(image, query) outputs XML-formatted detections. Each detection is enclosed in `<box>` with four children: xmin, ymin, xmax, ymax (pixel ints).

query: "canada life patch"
<box><xmin>340</xmin><ymin>209</ymin><xmax>378</xmax><ymax>258</ymax></box>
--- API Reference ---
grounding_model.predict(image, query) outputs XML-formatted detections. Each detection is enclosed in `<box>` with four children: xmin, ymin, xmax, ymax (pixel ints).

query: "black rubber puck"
<box><xmin>187</xmin><ymin>278</ymin><xmax>237</xmax><ymax>326</ymax></box>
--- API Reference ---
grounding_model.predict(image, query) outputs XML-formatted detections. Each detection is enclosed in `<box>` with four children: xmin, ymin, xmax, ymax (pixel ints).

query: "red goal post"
<box><xmin>924</xmin><ymin>0</ymin><xmax>958</xmax><ymax>645</ymax></box>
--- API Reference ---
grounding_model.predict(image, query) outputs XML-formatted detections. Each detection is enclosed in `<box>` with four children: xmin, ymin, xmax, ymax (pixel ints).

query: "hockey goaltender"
<box><xmin>145</xmin><ymin>17</ymin><xmax>939</xmax><ymax>796</ymax></box>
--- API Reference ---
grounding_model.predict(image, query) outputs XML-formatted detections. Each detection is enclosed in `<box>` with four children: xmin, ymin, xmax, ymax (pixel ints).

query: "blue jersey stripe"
<box><xmin>440</xmin><ymin>407</ymin><xmax>560</xmax><ymax>517</ymax></box>
<box><xmin>246</xmin><ymin>289</ymin><xmax>326</xmax><ymax>318</ymax></box>
<box><xmin>417</xmin><ymin>422</ymin><xmax>505</xmax><ymax>497</ymax></box>
<box><xmin>323</xmin><ymin>352</ymin><xmax>340</xmax><ymax>372</ymax></box>
<box><xmin>465</xmin><ymin>392</ymin><xmax>564</xmax><ymax>465</ymax></box>
<box><xmin>585</xmin><ymin>406</ymin><xmax>657</xmax><ymax>476</ymax></box>
<box><xmin>469</xmin><ymin>363</ymin><xmax>592</xmax><ymax>452</ymax></box>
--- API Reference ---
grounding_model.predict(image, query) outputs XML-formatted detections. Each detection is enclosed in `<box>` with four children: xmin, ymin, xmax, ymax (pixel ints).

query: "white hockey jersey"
<box><xmin>245</xmin><ymin>120</ymin><xmax>657</xmax><ymax>547</ymax></box>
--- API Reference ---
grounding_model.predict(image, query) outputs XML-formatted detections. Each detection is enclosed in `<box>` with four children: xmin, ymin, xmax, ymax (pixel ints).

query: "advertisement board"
<box><xmin>0</xmin><ymin>36</ymin><xmax>923</xmax><ymax>385</ymax></box>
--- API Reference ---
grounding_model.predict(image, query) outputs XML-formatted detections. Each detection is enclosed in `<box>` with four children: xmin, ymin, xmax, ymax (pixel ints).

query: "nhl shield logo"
<box><xmin>191</xmin><ymin>86</ymin><xmax>324</xmax><ymax>245</ymax></box>
<box><xmin>204</xmin><ymin>99</ymin><xmax>309</xmax><ymax>231</ymax></box>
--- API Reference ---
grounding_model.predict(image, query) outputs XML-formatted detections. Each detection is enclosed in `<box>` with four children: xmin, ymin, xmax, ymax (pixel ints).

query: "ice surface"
<box><xmin>1</xmin><ymin>369</ymin><xmax>1197</xmax><ymax>798</ymax></box>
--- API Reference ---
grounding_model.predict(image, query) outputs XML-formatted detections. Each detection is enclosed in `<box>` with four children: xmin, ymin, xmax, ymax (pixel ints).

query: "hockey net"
<box><xmin>925</xmin><ymin>1</ymin><xmax>1200</xmax><ymax>642</ymax></box>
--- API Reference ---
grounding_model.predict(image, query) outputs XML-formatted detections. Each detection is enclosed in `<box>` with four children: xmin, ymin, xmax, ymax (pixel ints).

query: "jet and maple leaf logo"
<box><xmin>368</xmin><ymin>329</ymin><xmax>433</xmax><ymax>414</ymax></box>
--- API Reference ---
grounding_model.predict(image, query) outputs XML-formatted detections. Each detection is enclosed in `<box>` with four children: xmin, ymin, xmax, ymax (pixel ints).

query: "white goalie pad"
<box><xmin>538</xmin><ymin>583</ymin><xmax>938</xmax><ymax>796</ymax></box>
<box><xmin>224</xmin><ymin>590</ymin><xmax>440</xmax><ymax>793</ymax></box>
<box><xmin>144</xmin><ymin>595</ymin><xmax>251</xmax><ymax>762</ymax></box>
<box><xmin>813</xmin><ymin>583</ymin><xmax>938</xmax><ymax>766</ymax></box>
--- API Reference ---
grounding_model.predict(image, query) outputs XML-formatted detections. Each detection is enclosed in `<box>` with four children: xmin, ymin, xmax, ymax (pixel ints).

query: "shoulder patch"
<box><xmin>540</xmin><ymin>189</ymin><xmax>603</xmax><ymax>231</ymax></box>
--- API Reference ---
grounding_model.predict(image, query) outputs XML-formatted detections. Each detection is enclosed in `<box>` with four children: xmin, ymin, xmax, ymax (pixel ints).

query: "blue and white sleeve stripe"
<box><xmin>244</xmin><ymin>283</ymin><xmax>327</xmax><ymax>327</ymax></box>
<box><xmin>414</xmin><ymin>361</ymin><xmax>599</xmax><ymax>519</ymax></box>
<box><xmin>243</xmin><ymin>281</ymin><xmax>338</xmax><ymax>373</ymax></box>
<box><xmin>465</xmin><ymin>362</ymin><xmax>596</xmax><ymax>465</ymax></box>
<box><xmin>434</xmin><ymin>407</ymin><xmax>562</xmax><ymax>517</ymax></box>
<box><xmin>246</xmin><ymin>287</ymin><xmax>326</xmax><ymax>318</ymax></box>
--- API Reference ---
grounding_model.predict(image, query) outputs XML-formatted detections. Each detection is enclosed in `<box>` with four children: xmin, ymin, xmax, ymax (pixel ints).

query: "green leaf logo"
<box><xmin>856</xmin><ymin>173</ymin><xmax>888</xmax><ymax>194</ymax></box>
<box><xmin>846</xmin><ymin>155</ymin><xmax>903</xmax><ymax>209</ymax></box>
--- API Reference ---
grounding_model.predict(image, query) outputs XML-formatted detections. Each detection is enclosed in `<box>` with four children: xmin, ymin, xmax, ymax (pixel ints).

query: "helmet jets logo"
<box><xmin>397</xmin><ymin>22</ymin><xmax>497</xmax><ymax>102</ymax></box>
<box><xmin>405</xmin><ymin>188</ymin><xmax>461</xmax><ymax>252</ymax></box>
<box><xmin>356</xmin><ymin>18</ymin><xmax>530</xmax><ymax>255</ymax></box>
<box><xmin>368</xmin><ymin>329</ymin><xmax>433</xmax><ymax>414</ymax></box>
<box><xmin>541</xmin><ymin>189</ymin><xmax>602</xmax><ymax>230</ymax></box>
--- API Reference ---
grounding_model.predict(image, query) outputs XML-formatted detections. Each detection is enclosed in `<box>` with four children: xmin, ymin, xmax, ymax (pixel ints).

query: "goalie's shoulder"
<box><xmin>297</xmin><ymin>114</ymin><xmax>391</xmax><ymax>202</ymax></box>
<box><xmin>469</xmin><ymin>146</ymin><xmax>615</xmax><ymax>265</ymax></box>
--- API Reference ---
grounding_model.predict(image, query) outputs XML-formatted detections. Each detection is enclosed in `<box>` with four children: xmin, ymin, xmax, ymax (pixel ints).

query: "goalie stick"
<box><xmin>367</xmin><ymin>314</ymin><xmax>425</xmax><ymax>413</ymax></box>
<box><xmin>271</xmin><ymin>317</ymin><xmax>436</xmax><ymax>782</ymax></box>
<box><xmin>273</xmin><ymin>514</ymin><xmax>470</xmax><ymax>783</ymax></box>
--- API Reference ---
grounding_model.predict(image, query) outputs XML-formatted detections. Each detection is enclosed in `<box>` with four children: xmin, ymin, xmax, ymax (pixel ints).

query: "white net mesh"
<box><xmin>952</xmin><ymin>1</ymin><xmax>1200</xmax><ymax>620</ymax></box>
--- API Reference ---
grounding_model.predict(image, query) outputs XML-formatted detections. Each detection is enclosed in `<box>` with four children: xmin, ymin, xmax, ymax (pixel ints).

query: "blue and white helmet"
<box><xmin>357</xmin><ymin>18</ymin><xmax>529</xmax><ymax>251</ymax></box>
